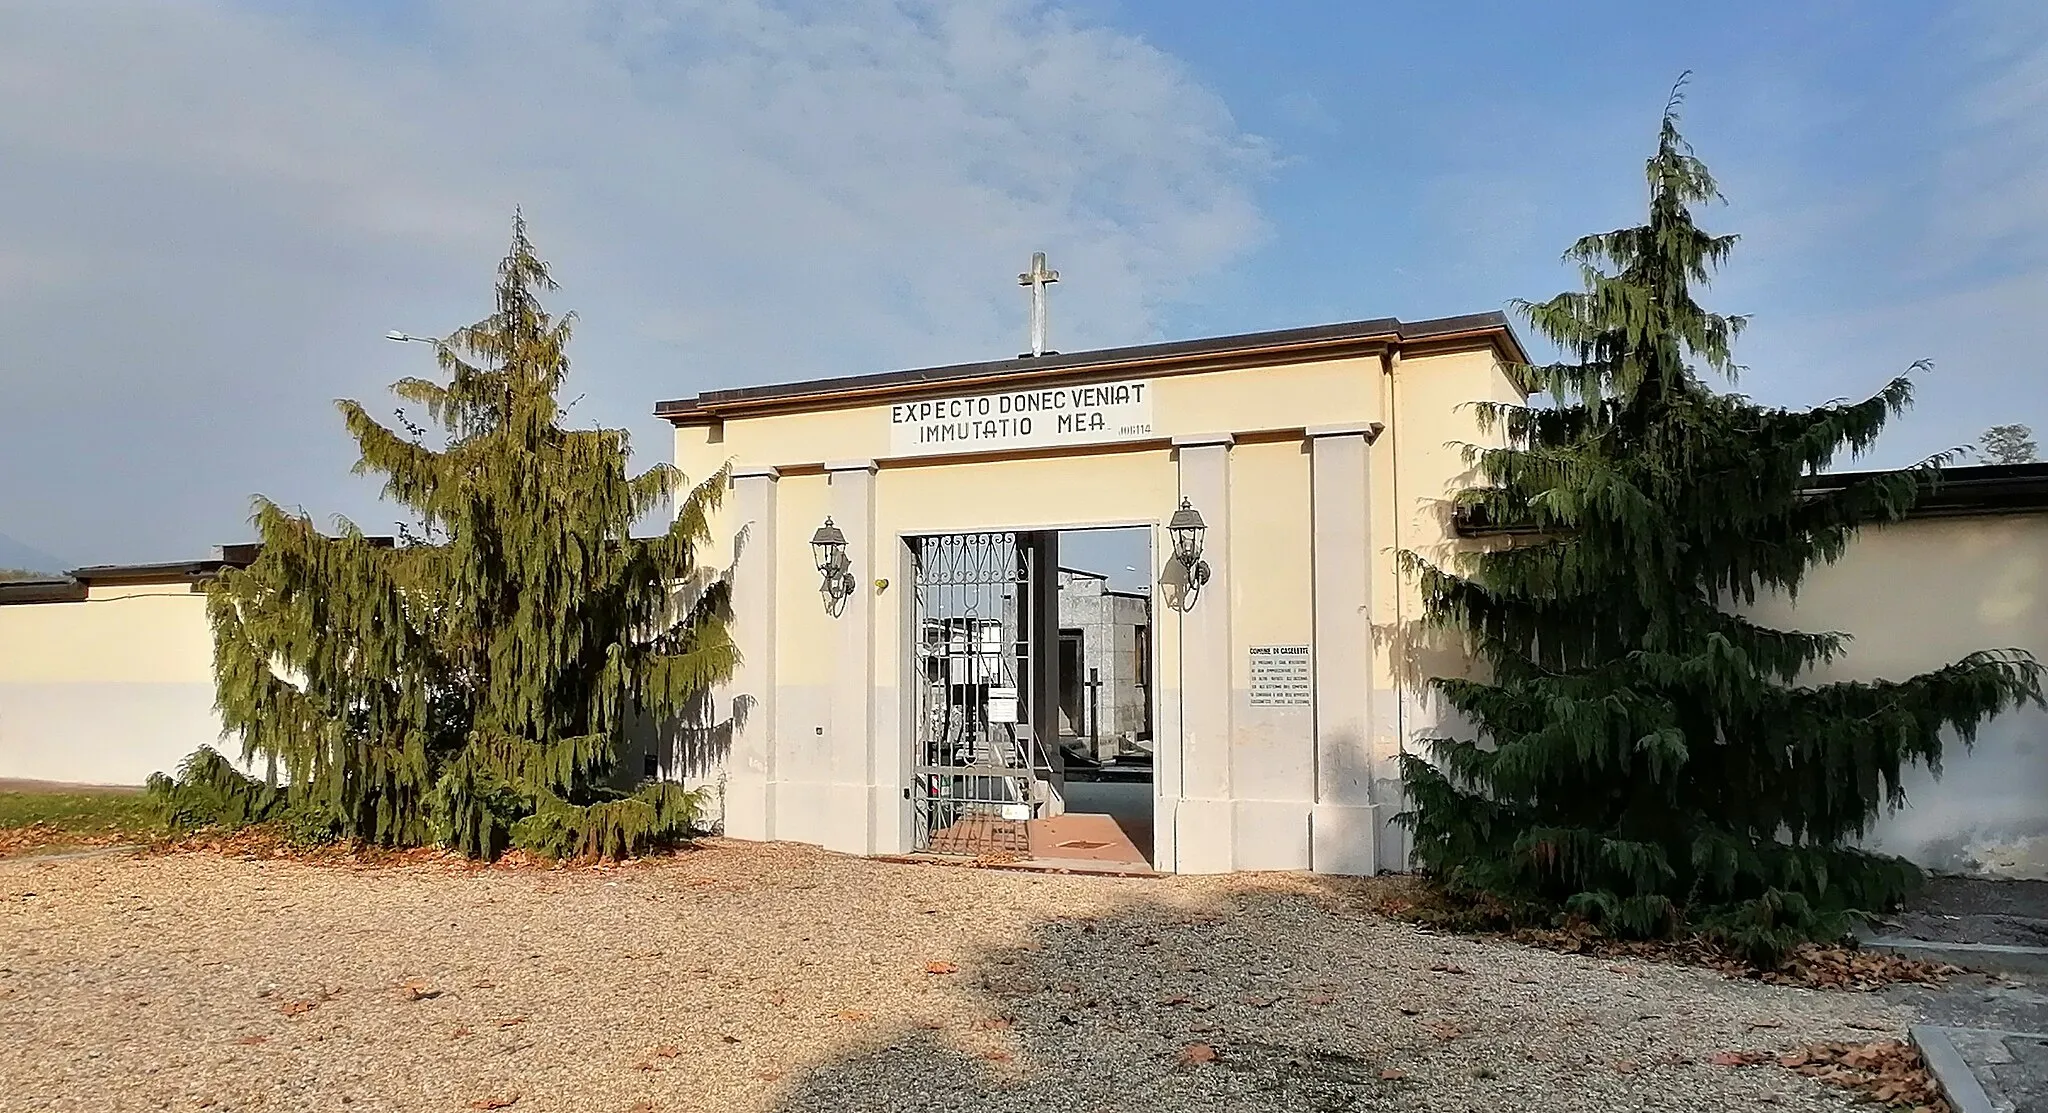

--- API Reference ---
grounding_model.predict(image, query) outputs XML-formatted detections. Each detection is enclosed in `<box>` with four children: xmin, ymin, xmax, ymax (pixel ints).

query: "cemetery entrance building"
<box><xmin>659</xmin><ymin>308</ymin><xmax>1525</xmax><ymax>874</ymax></box>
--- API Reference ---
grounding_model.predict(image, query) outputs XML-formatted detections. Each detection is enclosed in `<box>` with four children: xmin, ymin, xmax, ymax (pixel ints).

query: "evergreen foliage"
<box><xmin>1980</xmin><ymin>423</ymin><xmax>2038</xmax><ymax>465</ymax></box>
<box><xmin>159</xmin><ymin>217</ymin><xmax>734</xmax><ymax>860</ymax></box>
<box><xmin>146</xmin><ymin>746</ymin><xmax>284</xmax><ymax>831</ymax></box>
<box><xmin>1397</xmin><ymin>85</ymin><xmax>2044</xmax><ymax>964</ymax></box>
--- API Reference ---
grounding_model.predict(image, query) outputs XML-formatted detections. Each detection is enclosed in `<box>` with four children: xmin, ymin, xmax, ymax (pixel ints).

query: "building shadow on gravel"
<box><xmin>751</xmin><ymin>872</ymin><xmax>1818</xmax><ymax>1113</ymax></box>
<box><xmin>766</xmin><ymin>879</ymin><xmax>1409</xmax><ymax>1113</ymax></box>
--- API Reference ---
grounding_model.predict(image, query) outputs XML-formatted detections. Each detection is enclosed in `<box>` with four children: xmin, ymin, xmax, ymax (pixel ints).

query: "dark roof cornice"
<box><xmin>0</xmin><ymin>539</ymin><xmax>389</xmax><ymax>605</ymax></box>
<box><xmin>1456</xmin><ymin>462</ymin><xmax>2048</xmax><ymax>537</ymax></box>
<box><xmin>656</xmin><ymin>311</ymin><xmax>1527</xmax><ymax>426</ymax></box>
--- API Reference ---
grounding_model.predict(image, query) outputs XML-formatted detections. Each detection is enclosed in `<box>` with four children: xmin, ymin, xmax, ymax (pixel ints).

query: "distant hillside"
<box><xmin>0</xmin><ymin>532</ymin><xmax>67</xmax><ymax>577</ymax></box>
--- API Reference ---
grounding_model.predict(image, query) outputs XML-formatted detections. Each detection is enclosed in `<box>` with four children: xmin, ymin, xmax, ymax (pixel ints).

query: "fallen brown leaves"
<box><xmin>0</xmin><ymin>824</ymin><xmax>132</xmax><ymax>858</ymax></box>
<box><xmin>1700</xmin><ymin>1039</ymin><xmax>1951</xmax><ymax>1111</ymax></box>
<box><xmin>1356</xmin><ymin>876</ymin><xmax>1964</xmax><ymax>990</ymax></box>
<box><xmin>1757</xmin><ymin>945</ymin><xmax>1961</xmax><ymax>992</ymax></box>
<box><xmin>139</xmin><ymin>826</ymin><xmax>693</xmax><ymax>871</ymax></box>
<box><xmin>276</xmin><ymin>986</ymin><xmax>338</xmax><ymax>1017</ymax></box>
<box><xmin>1491</xmin><ymin>926</ymin><xmax>1957</xmax><ymax>990</ymax></box>
<box><xmin>396</xmin><ymin>977</ymin><xmax>441</xmax><ymax>1001</ymax></box>
<box><xmin>1778</xmin><ymin>1041</ymin><xmax>1952</xmax><ymax>1112</ymax></box>
<box><xmin>469</xmin><ymin>1093</ymin><xmax>520</xmax><ymax>1109</ymax></box>
<box><xmin>924</xmin><ymin>961</ymin><xmax>959</xmax><ymax>975</ymax></box>
<box><xmin>1177</xmin><ymin>1042</ymin><xmax>1218</xmax><ymax>1066</ymax></box>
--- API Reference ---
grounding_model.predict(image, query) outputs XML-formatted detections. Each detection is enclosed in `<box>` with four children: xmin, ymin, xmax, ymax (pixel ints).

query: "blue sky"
<box><xmin>0</xmin><ymin>1</ymin><xmax>2042</xmax><ymax>570</ymax></box>
<box><xmin>1129</xmin><ymin>1</ymin><xmax>2043</xmax><ymax>436</ymax></box>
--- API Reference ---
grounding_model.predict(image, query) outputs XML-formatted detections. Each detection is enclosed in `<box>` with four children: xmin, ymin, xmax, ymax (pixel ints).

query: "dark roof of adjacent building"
<box><xmin>1456</xmin><ymin>461</ymin><xmax>2048</xmax><ymax>537</ymax></box>
<box><xmin>0</xmin><ymin>576</ymin><xmax>87</xmax><ymax>604</ymax></box>
<box><xmin>0</xmin><ymin>540</ymin><xmax>390</xmax><ymax>605</ymax></box>
<box><xmin>1806</xmin><ymin>461</ymin><xmax>2048</xmax><ymax>516</ymax></box>
<box><xmin>656</xmin><ymin>311</ymin><xmax>1528</xmax><ymax>425</ymax></box>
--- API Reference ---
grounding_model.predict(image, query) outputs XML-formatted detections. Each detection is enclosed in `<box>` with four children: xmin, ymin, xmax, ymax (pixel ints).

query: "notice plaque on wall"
<box><xmin>1248</xmin><ymin>644</ymin><xmax>1312</xmax><ymax>706</ymax></box>
<box><xmin>888</xmin><ymin>378</ymin><xmax>1154</xmax><ymax>457</ymax></box>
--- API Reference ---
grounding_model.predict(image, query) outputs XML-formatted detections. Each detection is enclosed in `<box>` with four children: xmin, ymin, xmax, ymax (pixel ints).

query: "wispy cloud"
<box><xmin>1728</xmin><ymin>3</ymin><xmax>2048</xmax><ymax>466</ymax></box>
<box><xmin>1929</xmin><ymin>3</ymin><xmax>2048</xmax><ymax>276</ymax></box>
<box><xmin>0</xmin><ymin>0</ymin><xmax>1270</xmax><ymax>561</ymax></box>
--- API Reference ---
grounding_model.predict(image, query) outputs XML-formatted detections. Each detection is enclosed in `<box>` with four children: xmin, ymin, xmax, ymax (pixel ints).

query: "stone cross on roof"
<box><xmin>1018</xmin><ymin>251</ymin><xmax>1058</xmax><ymax>358</ymax></box>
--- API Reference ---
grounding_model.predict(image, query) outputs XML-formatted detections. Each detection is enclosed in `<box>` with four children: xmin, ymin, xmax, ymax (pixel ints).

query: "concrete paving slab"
<box><xmin>1877</xmin><ymin>877</ymin><xmax>2048</xmax><ymax>1110</ymax></box>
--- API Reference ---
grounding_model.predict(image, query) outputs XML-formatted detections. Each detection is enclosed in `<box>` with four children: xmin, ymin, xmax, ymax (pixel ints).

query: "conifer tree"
<box><xmin>162</xmin><ymin>217</ymin><xmax>733</xmax><ymax>859</ymax></box>
<box><xmin>1980</xmin><ymin>423</ymin><xmax>2038</xmax><ymax>465</ymax></box>
<box><xmin>1398</xmin><ymin>85</ymin><xmax>2043</xmax><ymax>962</ymax></box>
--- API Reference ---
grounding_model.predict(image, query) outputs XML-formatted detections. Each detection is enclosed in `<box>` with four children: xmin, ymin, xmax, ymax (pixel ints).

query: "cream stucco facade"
<box><xmin>663</xmin><ymin>314</ymin><xmax>1526</xmax><ymax>875</ymax></box>
<box><xmin>0</xmin><ymin>578</ymin><xmax>228</xmax><ymax>786</ymax></box>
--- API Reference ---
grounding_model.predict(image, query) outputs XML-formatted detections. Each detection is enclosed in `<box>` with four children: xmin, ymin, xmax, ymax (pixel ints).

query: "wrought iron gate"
<box><xmin>909</xmin><ymin>532</ymin><xmax>1052</xmax><ymax>855</ymax></box>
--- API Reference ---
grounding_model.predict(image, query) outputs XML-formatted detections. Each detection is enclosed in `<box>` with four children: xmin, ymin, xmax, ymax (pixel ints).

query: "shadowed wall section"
<box><xmin>1743</xmin><ymin>512</ymin><xmax>2048</xmax><ymax>880</ymax></box>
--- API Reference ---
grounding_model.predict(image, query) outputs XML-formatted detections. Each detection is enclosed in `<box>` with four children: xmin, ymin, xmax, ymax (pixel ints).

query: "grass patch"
<box><xmin>0</xmin><ymin>789</ymin><xmax>160</xmax><ymax>838</ymax></box>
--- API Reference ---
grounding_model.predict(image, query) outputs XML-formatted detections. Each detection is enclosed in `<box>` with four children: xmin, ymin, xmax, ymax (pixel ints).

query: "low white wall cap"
<box><xmin>1170</xmin><ymin>433</ymin><xmax>1236</xmax><ymax>448</ymax></box>
<box><xmin>823</xmin><ymin>458</ymin><xmax>880</xmax><ymax>473</ymax></box>
<box><xmin>731</xmin><ymin>465</ymin><xmax>782</xmax><ymax>480</ymax></box>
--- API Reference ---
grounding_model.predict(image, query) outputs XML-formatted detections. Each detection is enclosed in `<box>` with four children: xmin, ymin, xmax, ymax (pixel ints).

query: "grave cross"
<box><xmin>1018</xmin><ymin>251</ymin><xmax>1059</xmax><ymax>358</ymax></box>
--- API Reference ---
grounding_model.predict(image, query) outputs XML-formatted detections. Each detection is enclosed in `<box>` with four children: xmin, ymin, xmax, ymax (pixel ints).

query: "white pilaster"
<box><xmin>724</xmin><ymin>466</ymin><xmax>779</xmax><ymax>841</ymax></box>
<box><xmin>826</xmin><ymin>460</ymin><xmax>880</xmax><ymax>853</ymax></box>
<box><xmin>1306</xmin><ymin>423</ymin><xmax>1381</xmax><ymax>874</ymax></box>
<box><xmin>1172</xmin><ymin>433</ymin><xmax>1234</xmax><ymax>873</ymax></box>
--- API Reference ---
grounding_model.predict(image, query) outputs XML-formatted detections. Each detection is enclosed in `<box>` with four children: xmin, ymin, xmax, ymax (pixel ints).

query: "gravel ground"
<box><xmin>0</xmin><ymin>840</ymin><xmax>1910</xmax><ymax>1112</ymax></box>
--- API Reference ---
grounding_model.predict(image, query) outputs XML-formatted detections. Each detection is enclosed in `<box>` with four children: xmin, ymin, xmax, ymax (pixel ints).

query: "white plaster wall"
<box><xmin>0</xmin><ymin>681</ymin><xmax>220</xmax><ymax>786</ymax></box>
<box><xmin>0</xmin><ymin>584</ymin><xmax>230</xmax><ymax>786</ymax></box>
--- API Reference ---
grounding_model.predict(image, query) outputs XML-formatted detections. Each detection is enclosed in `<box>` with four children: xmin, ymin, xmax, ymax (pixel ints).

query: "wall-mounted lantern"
<box><xmin>811</xmin><ymin>517</ymin><xmax>856</xmax><ymax>613</ymax></box>
<box><xmin>1168</xmin><ymin>497</ymin><xmax>1212</xmax><ymax>609</ymax></box>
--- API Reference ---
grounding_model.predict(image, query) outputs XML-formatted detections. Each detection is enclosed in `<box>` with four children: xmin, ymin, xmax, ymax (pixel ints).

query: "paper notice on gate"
<box><xmin>987</xmin><ymin>686</ymin><xmax>1019</xmax><ymax>723</ymax></box>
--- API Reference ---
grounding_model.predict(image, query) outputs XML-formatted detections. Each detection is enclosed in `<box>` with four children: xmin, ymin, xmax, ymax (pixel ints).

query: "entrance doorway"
<box><xmin>905</xmin><ymin>526</ymin><xmax>1154</xmax><ymax>867</ymax></box>
<box><xmin>1053</xmin><ymin>526</ymin><xmax>1155</xmax><ymax>864</ymax></box>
